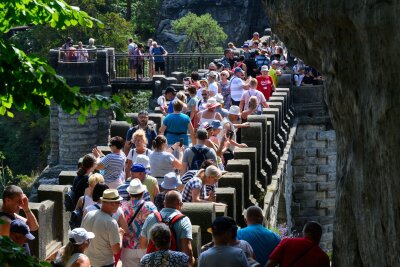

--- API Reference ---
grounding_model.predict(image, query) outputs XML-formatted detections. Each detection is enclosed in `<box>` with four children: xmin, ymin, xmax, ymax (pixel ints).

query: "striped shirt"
<box><xmin>230</xmin><ymin>76</ymin><xmax>245</xmax><ymax>101</ymax></box>
<box><xmin>100</xmin><ymin>152</ymin><xmax>125</xmax><ymax>184</ymax></box>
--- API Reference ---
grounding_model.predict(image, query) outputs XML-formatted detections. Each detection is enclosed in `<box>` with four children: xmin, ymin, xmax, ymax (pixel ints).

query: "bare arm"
<box><xmin>75</xmin><ymin>196</ymin><xmax>84</xmax><ymax>211</ymax></box>
<box><xmin>153</xmin><ymin>183</ymin><xmax>160</xmax><ymax>202</ymax></box>
<box><xmin>159</xmin><ymin>124</ymin><xmax>167</xmax><ymax>135</ymax></box>
<box><xmin>21</xmin><ymin>195</ymin><xmax>39</xmax><ymax>231</ymax></box>
<box><xmin>139</xmin><ymin>235</ymin><xmax>149</xmax><ymax>249</ymax></box>
<box><xmin>188</xmin><ymin>123</ymin><xmax>196</xmax><ymax>145</ymax></box>
<box><xmin>111</xmin><ymin>242</ymin><xmax>122</xmax><ymax>254</ymax></box>
<box><xmin>123</xmin><ymin>141</ymin><xmax>131</xmax><ymax>156</ymax></box>
<box><xmin>239</xmin><ymin>99</ymin><xmax>245</xmax><ymax>112</ymax></box>
<box><xmin>180</xmin><ymin>238</ymin><xmax>195</xmax><ymax>267</ymax></box>
<box><xmin>117</xmin><ymin>214</ymin><xmax>129</xmax><ymax>234</ymax></box>
<box><xmin>262</xmin><ymin>100</ymin><xmax>269</xmax><ymax>108</ymax></box>
<box><xmin>180</xmin><ymin>162</ymin><xmax>188</xmax><ymax>176</ymax></box>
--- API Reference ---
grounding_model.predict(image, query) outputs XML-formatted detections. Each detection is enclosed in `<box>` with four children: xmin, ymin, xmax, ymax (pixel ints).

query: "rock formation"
<box><xmin>263</xmin><ymin>0</ymin><xmax>400</xmax><ymax>266</ymax></box>
<box><xmin>156</xmin><ymin>0</ymin><xmax>269</xmax><ymax>52</ymax></box>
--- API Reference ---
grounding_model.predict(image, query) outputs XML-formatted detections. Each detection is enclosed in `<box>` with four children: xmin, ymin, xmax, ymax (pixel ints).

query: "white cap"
<box><xmin>68</xmin><ymin>228</ymin><xmax>95</xmax><ymax>245</ymax></box>
<box><xmin>261</xmin><ymin>65</ymin><xmax>269</xmax><ymax>72</ymax></box>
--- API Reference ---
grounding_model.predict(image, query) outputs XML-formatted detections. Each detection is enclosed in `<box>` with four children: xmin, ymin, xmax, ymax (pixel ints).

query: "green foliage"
<box><xmin>0</xmin><ymin>235</ymin><xmax>50</xmax><ymax>267</ymax></box>
<box><xmin>116</xmin><ymin>90</ymin><xmax>152</xmax><ymax>119</ymax></box>
<box><xmin>0</xmin><ymin>0</ymin><xmax>124</xmax><ymax>122</ymax></box>
<box><xmin>131</xmin><ymin>0</ymin><xmax>162</xmax><ymax>38</ymax></box>
<box><xmin>172</xmin><ymin>12</ymin><xmax>227</xmax><ymax>53</ymax></box>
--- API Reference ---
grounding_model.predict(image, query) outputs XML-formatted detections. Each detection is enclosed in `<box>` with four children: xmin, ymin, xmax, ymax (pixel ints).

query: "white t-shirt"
<box><xmin>127</xmin><ymin>148</ymin><xmax>153</xmax><ymax>163</ymax></box>
<box><xmin>157</xmin><ymin>95</ymin><xmax>167</xmax><ymax>107</ymax></box>
<box><xmin>84</xmin><ymin>204</ymin><xmax>123</xmax><ymax>220</ymax></box>
<box><xmin>81</xmin><ymin>210</ymin><xmax>121</xmax><ymax>267</ymax></box>
<box><xmin>230</xmin><ymin>76</ymin><xmax>245</xmax><ymax>101</ymax></box>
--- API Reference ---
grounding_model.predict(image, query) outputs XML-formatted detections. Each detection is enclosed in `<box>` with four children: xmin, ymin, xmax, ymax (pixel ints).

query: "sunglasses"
<box><xmin>202</xmin><ymin>94</ymin><xmax>208</xmax><ymax>96</ymax></box>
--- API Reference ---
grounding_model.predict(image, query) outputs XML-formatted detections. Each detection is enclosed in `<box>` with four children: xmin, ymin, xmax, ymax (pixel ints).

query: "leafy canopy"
<box><xmin>0</xmin><ymin>0</ymin><xmax>122</xmax><ymax>122</ymax></box>
<box><xmin>172</xmin><ymin>12</ymin><xmax>227</xmax><ymax>53</ymax></box>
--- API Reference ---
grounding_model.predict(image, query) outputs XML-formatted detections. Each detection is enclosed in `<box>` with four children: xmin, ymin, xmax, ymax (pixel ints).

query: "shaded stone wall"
<box><xmin>264</xmin><ymin>1</ymin><xmax>400</xmax><ymax>265</ymax></box>
<box><xmin>156</xmin><ymin>0</ymin><xmax>270</xmax><ymax>52</ymax></box>
<box><xmin>292</xmin><ymin>124</ymin><xmax>336</xmax><ymax>250</ymax></box>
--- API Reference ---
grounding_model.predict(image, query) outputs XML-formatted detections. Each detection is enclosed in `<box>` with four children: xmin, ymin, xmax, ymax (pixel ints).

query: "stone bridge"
<box><xmin>8</xmin><ymin>48</ymin><xmax>337</xmax><ymax>261</ymax></box>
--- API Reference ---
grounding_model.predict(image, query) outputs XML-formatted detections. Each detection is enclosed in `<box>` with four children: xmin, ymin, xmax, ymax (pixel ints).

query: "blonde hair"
<box><xmin>173</xmin><ymin>99</ymin><xmax>184</xmax><ymax>112</ymax></box>
<box><xmin>221</xmin><ymin>70</ymin><xmax>230</xmax><ymax>78</ymax></box>
<box><xmin>249</xmin><ymin>78</ymin><xmax>258</xmax><ymax>88</ymax></box>
<box><xmin>88</xmin><ymin>173</ymin><xmax>104</xmax><ymax>187</ymax></box>
<box><xmin>176</xmin><ymin>91</ymin><xmax>187</xmax><ymax>103</ymax></box>
<box><xmin>132</xmin><ymin>129</ymin><xmax>148</xmax><ymax>145</ymax></box>
<box><xmin>200</xmin><ymin>80</ymin><xmax>209</xmax><ymax>88</ymax></box>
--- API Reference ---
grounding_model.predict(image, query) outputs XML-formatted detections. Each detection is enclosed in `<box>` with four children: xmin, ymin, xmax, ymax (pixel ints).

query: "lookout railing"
<box><xmin>110</xmin><ymin>53</ymin><xmax>222</xmax><ymax>81</ymax></box>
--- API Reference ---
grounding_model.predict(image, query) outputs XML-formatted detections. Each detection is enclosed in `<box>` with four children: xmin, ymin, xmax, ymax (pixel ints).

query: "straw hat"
<box><xmin>100</xmin><ymin>189</ymin><xmax>123</xmax><ymax>202</ymax></box>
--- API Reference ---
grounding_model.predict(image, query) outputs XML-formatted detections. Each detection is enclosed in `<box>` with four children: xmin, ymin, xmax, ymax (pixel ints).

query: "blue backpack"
<box><xmin>190</xmin><ymin>147</ymin><xmax>210</xmax><ymax>170</ymax></box>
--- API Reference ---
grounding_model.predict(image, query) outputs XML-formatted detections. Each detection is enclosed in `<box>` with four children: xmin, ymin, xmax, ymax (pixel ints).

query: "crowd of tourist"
<box><xmin>0</xmin><ymin>32</ymin><xmax>329</xmax><ymax>267</ymax></box>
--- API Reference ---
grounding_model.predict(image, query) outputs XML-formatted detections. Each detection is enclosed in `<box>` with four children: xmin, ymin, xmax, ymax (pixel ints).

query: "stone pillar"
<box><xmin>182</xmin><ymin>203</ymin><xmax>215</xmax><ymax>244</ymax></box>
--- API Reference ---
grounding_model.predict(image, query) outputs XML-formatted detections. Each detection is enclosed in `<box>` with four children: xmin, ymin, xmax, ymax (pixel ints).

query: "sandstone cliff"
<box><xmin>264</xmin><ymin>0</ymin><xmax>400</xmax><ymax>266</ymax></box>
<box><xmin>156</xmin><ymin>0</ymin><xmax>269</xmax><ymax>52</ymax></box>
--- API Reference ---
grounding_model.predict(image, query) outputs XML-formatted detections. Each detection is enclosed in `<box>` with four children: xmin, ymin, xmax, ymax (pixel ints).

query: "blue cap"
<box><xmin>242</xmin><ymin>44</ymin><xmax>249</xmax><ymax>48</ymax></box>
<box><xmin>10</xmin><ymin>220</ymin><xmax>35</xmax><ymax>240</ymax></box>
<box><xmin>211</xmin><ymin>120</ymin><xmax>222</xmax><ymax>130</ymax></box>
<box><xmin>131</xmin><ymin>163</ymin><xmax>148</xmax><ymax>173</ymax></box>
<box><xmin>234</xmin><ymin>67</ymin><xmax>244</xmax><ymax>73</ymax></box>
<box><xmin>161</xmin><ymin>172</ymin><xmax>182</xmax><ymax>190</ymax></box>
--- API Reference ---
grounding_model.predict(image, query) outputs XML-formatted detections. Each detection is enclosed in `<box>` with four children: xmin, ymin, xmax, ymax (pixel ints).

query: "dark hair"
<box><xmin>137</xmin><ymin>43</ymin><xmax>144</xmax><ymax>49</ymax></box>
<box><xmin>129</xmin><ymin>192</ymin><xmax>144</xmax><ymax>199</ymax></box>
<box><xmin>77</xmin><ymin>154</ymin><xmax>96</xmax><ymax>177</ymax></box>
<box><xmin>239</xmin><ymin>55</ymin><xmax>245</xmax><ymax>62</ymax></box>
<box><xmin>2</xmin><ymin>185</ymin><xmax>23</xmax><ymax>202</ymax></box>
<box><xmin>128</xmin><ymin>38</ymin><xmax>133</xmax><ymax>43</ymax></box>
<box><xmin>110</xmin><ymin>136</ymin><xmax>124</xmax><ymax>150</ymax></box>
<box><xmin>191</xmin><ymin>71</ymin><xmax>200</xmax><ymax>81</ymax></box>
<box><xmin>201</xmin><ymin>159</ymin><xmax>215</xmax><ymax>169</ymax></box>
<box><xmin>303</xmin><ymin>221</ymin><xmax>323</xmax><ymax>243</ymax></box>
<box><xmin>187</xmin><ymin>85</ymin><xmax>197</xmax><ymax>95</ymax></box>
<box><xmin>92</xmin><ymin>183</ymin><xmax>109</xmax><ymax>202</ymax></box>
<box><xmin>150</xmin><ymin>223</ymin><xmax>171</xmax><ymax>249</ymax></box>
<box><xmin>138</xmin><ymin>110</ymin><xmax>149</xmax><ymax>116</ymax></box>
<box><xmin>224</xmin><ymin>49</ymin><xmax>231</xmax><ymax>55</ymax></box>
<box><xmin>152</xmin><ymin>135</ymin><xmax>167</xmax><ymax>150</ymax></box>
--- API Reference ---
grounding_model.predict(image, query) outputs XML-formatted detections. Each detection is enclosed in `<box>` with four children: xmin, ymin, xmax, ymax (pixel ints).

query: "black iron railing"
<box><xmin>110</xmin><ymin>53</ymin><xmax>222</xmax><ymax>81</ymax></box>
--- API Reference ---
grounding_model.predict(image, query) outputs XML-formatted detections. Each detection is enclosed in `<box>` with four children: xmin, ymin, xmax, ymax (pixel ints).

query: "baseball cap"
<box><xmin>196</xmin><ymin>129</ymin><xmax>208</xmax><ymax>140</ymax></box>
<box><xmin>131</xmin><ymin>163</ymin><xmax>148</xmax><ymax>173</ymax></box>
<box><xmin>271</xmin><ymin>60</ymin><xmax>279</xmax><ymax>65</ymax></box>
<box><xmin>208</xmin><ymin>71</ymin><xmax>217</xmax><ymax>78</ymax></box>
<box><xmin>209</xmin><ymin>216</ymin><xmax>237</xmax><ymax>235</ymax></box>
<box><xmin>211</xmin><ymin>120</ymin><xmax>223</xmax><ymax>130</ymax></box>
<box><xmin>234</xmin><ymin>67</ymin><xmax>244</xmax><ymax>74</ymax></box>
<box><xmin>10</xmin><ymin>220</ymin><xmax>35</xmax><ymax>240</ymax></box>
<box><xmin>68</xmin><ymin>228</ymin><xmax>95</xmax><ymax>245</ymax></box>
<box><xmin>165</xmin><ymin>86</ymin><xmax>176</xmax><ymax>94</ymax></box>
<box><xmin>242</xmin><ymin>44</ymin><xmax>249</xmax><ymax>48</ymax></box>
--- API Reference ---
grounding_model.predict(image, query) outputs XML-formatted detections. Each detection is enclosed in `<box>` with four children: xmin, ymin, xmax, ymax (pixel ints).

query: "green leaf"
<box><xmin>78</xmin><ymin>114</ymin><xmax>86</xmax><ymax>124</ymax></box>
<box><xmin>0</xmin><ymin>106</ymin><xmax>6</xmax><ymax>115</ymax></box>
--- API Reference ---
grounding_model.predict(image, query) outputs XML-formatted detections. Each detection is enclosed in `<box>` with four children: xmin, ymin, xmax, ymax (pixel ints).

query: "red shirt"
<box><xmin>256</xmin><ymin>75</ymin><xmax>274</xmax><ymax>100</ymax></box>
<box><xmin>269</xmin><ymin>237</ymin><xmax>330</xmax><ymax>267</ymax></box>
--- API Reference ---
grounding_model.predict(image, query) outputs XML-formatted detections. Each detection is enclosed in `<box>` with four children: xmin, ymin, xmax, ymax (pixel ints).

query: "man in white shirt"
<box><xmin>229</xmin><ymin>67</ymin><xmax>251</xmax><ymax>106</ymax></box>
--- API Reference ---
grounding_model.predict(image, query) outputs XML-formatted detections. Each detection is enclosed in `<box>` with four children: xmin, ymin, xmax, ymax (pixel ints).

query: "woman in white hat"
<box><xmin>195</xmin><ymin>97</ymin><xmax>223</xmax><ymax>130</ymax></box>
<box><xmin>121</xmin><ymin>179</ymin><xmax>157</xmax><ymax>266</ymax></box>
<box><xmin>53</xmin><ymin>228</ymin><xmax>95</xmax><ymax>267</ymax></box>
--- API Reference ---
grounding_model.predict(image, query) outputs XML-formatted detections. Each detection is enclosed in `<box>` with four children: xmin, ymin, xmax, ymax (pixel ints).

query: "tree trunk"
<box><xmin>126</xmin><ymin>0</ymin><xmax>132</xmax><ymax>21</ymax></box>
<box><xmin>264</xmin><ymin>0</ymin><xmax>400</xmax><ymax>266</ymax></box>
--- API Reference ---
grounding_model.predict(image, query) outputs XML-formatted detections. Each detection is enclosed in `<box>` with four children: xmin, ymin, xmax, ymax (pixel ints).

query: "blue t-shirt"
<box><xmin>162</xmin><ymin>113</ymin><xmax>190</xmax><ymax>146</ymax></box>
<box><xmin>152</xmin><ymin>46</ymin><xmax>165</xmax><ymax>62</ymax></box>
<box><xmin>198</xmin><ymin>246</ymin><xmax>248</xmax><ymax>267</ymax></box>
<box><xmin>237</xmin><ymin>224</ymin><xmax>281</xmax><ymax>266</ymax></box>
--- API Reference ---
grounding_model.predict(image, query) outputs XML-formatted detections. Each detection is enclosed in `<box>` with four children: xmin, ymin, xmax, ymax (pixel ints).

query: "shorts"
<box><xmin>128</xmin><ymin>59</ymin><xmax>135</xmax><ymax>69</ymax></box>
<box><xmin>154</xmin><ymin>61</ymin><xmax>165</xmax><ymax>71</ymax></box>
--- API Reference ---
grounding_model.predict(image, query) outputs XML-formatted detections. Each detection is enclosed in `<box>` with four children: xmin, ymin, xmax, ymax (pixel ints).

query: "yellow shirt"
<box><xmin>269</xmin><ymin>68</ymin><xmax>278</xmax><ymax>87</ymax></box>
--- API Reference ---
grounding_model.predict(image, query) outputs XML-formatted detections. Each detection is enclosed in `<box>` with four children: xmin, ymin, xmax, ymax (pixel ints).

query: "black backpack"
<box><xmin>64</xmin><ymin>189</ymin><xmax>76</xmax><ymax>212</ymax></box>
<box><xmin>69</xmin><ymin>197</ymin><xmax>85</xmax><ymax>230</ymax></box>
<box><xmin>189</xmin><ymin>147</ymin><xmax>210</xmax><ymax>170</ymax></box>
